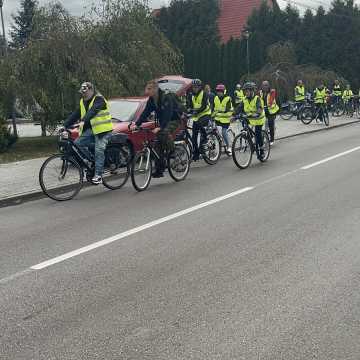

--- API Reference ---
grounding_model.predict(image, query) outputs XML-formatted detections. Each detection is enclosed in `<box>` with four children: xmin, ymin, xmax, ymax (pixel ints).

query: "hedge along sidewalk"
<box><xmin>0</xmin><ymin>115</ymin><xmax>359</xmax><ymax>207</ymax></box>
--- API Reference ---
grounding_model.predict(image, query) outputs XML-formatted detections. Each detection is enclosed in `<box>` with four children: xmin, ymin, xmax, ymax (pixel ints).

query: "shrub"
<box><xmin>0</xmin><ymin>117</ymin><xmax>17</xmax><ymax>153</ymax></box>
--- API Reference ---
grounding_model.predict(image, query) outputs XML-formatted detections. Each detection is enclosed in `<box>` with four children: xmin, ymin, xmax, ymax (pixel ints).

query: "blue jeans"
<box><xmin>75</xmin><ymin>129</ymin><xmax>111</xmax><ymax>176</ymax></box>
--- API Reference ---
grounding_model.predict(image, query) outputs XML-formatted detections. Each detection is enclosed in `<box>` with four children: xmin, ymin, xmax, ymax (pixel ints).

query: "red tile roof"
<box><xmin>218</xmin><ymin>0</ymin><xmax>274</xmax><ymax>43</ymax></box>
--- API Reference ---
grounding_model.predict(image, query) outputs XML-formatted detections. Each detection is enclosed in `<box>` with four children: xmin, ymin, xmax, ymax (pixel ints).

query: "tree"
<box><xmin>10</xmin><ymin>0</ymin><xmax>183</xmax><ymax>136</ymax></box>
<box><xmin>10</xmin><ymin>0</ymin><xmax>37</xmax><ymax>49</ymax></box>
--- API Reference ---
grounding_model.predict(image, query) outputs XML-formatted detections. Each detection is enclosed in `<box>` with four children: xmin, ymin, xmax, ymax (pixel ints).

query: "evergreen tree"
<box><xmin>10</xmin><ymin>0</ymin><xmax>37</xmax><ymax>49</ymax></box>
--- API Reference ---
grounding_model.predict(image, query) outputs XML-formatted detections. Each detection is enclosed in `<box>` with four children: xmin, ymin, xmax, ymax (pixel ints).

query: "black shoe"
<box><xmin>152</xmin><ymin>171</ymin><xmax>164</xmax><ymax>178</ymax></box>
<box><xmin>192</xmin><ymin>154</ymin><xmax>200</xmax><ymax>161</ymax></box>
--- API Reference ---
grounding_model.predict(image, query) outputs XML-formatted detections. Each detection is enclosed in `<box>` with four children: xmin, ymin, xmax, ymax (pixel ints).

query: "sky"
<box><xmin>1</xmin><ymin>0</ymin><xmax>332</xmax><ymax>36</ymax></box>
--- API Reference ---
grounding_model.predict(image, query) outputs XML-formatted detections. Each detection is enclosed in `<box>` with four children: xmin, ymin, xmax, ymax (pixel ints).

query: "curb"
<box><xmin>0</xmin><ymin>190</ymin><xmax>45</xmax><ymax>209</ymax></box>
<box><xmin>1</xmin><ymin>118</ymin><xmax>360</xmax><ymax>208</ymax></box>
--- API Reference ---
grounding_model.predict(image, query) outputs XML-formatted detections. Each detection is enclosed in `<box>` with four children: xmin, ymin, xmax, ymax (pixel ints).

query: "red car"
<box><xmin>69</xmin><ymin>76</ymin><xmax>192</xmax><ymax>153</ymax></box>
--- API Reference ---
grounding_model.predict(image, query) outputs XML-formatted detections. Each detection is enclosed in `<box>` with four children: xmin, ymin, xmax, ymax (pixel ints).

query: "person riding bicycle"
<box><xmin>64</xmin><ymin>82</ymin><xmax>113</xmax><ymax>185</ymax></box>
<box><xmin>134</xmin><ymin>80</ymin><xmax>183</xmax><ymax>178</ymax></box>
<box><xmin>188</xmin><ymin>79</ymin><xmax>212</xmax><ymax>161</ymax></box>
<box><xmin>342</xmin><ymin>84</ymin><xmax>354</xmax><ymax>115</ymax></box>
<box><xmin>235</xmin><ymin>82</ymin><xmax>266</xmax><ymax>157</ymax></box>
<box><xmin>314</xmin><ymin>83</ymin><xmax>328</xmax><ymax>122</ymax></box>
<box><xmin>212</xmin><ymin>84</ymin><xmax>234</xmax><ymax>155</ymax></box>
<box><xmin>234</xmin><ymin>84</ymin><xmax>245</xmax><ymax>107</ymax></box>
<box><xmin>260</xmin><ymin>80</ymin><xmax>279</xmax><ymax>146</ymax></box>
<box><xmin>332</xmin><ymin>80</ymin><xmax>342</xmax><ymax>103</ymax></box>
<box><xmin>295</xmin><ymin>80</ymin><xmax>305</xmax><ymax>119</ymax></box>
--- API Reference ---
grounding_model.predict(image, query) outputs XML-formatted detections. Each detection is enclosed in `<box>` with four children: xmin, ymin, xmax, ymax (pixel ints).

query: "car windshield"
<box><xmin>158</xmin><ymin>79</ymin><xmax>184</xmax><ymax>93</ymax></box>
<box><xmin>109</xmin><ymin>100</ymin><xmax>141</xmax><ymax>122</ymax></box>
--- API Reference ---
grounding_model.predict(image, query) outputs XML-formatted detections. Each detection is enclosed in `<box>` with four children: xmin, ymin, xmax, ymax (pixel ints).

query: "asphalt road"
<box><xmin>1</xmin><ymin>123</ymin><xmax>360</xmax><ymax>359</ymax></box>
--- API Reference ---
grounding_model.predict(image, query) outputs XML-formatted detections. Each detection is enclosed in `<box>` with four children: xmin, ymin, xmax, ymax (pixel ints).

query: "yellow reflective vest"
<box><xmin>342</xmin><ymin>89</ymin><xmax>353</xmax><ymax>101</ymax></box>
<box><xmin>295</xmin><ymin>85</ymin><xmax>305</xmax><ymax>102</ymax></box>
<box><xmin>213</xmin><ymin>95</ymin><xmax>233</xmax><ymax>124</ymax></box>
<box><xmin>259</xmin><ymin>90</ymin><xmax>279</xmax><ymax>115</ymax></box>
<box><xmin>79</xmin><ymin>94</ymin><xmax>113</xmax><ymax>136</ymax></box>
<box><xmin>191</xmin><ymin>90</ymin><xmax>212</xmax><ymax>122</ymax></box>
<box><xmin>234</xmin><ymin>89</ymin><xmax>245</xmax><ymax>105</ymax></box>
<box><xmin>243</xmin><ymin>95</ymin><xmax>266</xmax><ymax>126</ymax></box>
<box><xmin>333</xmin><ymin>85</ymin><xmax>342</xmax><ymax>96</ymax></box>
<box><xmin>314</xmin><ymin>88</ymin><xmax>327</xmax><ymax>104</ymax></box>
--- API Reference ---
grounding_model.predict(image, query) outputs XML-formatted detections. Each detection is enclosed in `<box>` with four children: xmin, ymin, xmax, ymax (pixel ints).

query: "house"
<box><xmin>218</xmin><ymin>0</ymin><xmax>277</xmax><ymax>43</ymax></box>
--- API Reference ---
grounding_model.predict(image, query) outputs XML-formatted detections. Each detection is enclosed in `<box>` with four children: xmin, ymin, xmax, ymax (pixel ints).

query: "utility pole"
<box><xmin>243</xmin><ymin>30</ymin><xmax>251</xmax><ymax>80</ymax></box>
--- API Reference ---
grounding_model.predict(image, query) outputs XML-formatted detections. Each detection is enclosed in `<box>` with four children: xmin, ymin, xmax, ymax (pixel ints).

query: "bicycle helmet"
<box><xmin>236</xmin><ymin>84</ymin><xmax>242</xmax><ymax>90</ymax></box>
<box><xmin>79</xmin><ymin>82</ymin><xmax>95</xmax><ymax>94</ymax></box>
<box><xmin>192</xmin><ymin>79</ymin><xmax>202</xmax><ymax>87</ymax></box>
<box><xmin>216</xmin><ymin>84</ymin><xmax>226</xmax><ymax>92</ymax></box>
<box><xmin>243</xmin><ymin>82</ymin><xmax>256</xmax><ymax>90</ymax></box>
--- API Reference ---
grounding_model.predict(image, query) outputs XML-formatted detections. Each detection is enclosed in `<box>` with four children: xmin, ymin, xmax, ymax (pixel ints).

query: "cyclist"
<box><xmin>332</xmin><ymin>80</ymin><xmax>342</xmax><ymax>102</ymax></box>
<box><xmin>234</xmin><ymin>83</ymin><xmax>245</xmax><ymax>107</ymax></box>
<box><xmin>235</xmin><ymin>82</ymin><xmax>266</xmax><ymax>157</ymax></box>
<box><xmin>188</xmin><ymin>79</ymin><xmax>212</xmax><ymax>161</ymax></box>
<box><xmin>342</xmin><ymin>84</ymin><xmax>354</xmax><ymax>115</ymax></box>
<box><xmin>294</xmin><ymin>80</ymin><xmax>305</xmax><ymax>119</ymax></box>
<box><xmin>260</xmin><ymin>80</ymin><xmax>279</xmax><ymax>146</ymax></box>
<box><xmin>212</xmin><ymin>84</ymin><xmax>234</xmax><ymax>155</ymax></box>
<box><xmin>64</xmin><ymin>82</ymin><xmax>113</xmax><ymax>185</ymax></box>
<box><xmin>134</xmin><ymin>80</ymin><xmax>183</xmax><ymax>178</ymax></box>
<box><xmin>314</xmin><ymin>82</ymin><xmax>328</xmax><ymax>122</ymax></box>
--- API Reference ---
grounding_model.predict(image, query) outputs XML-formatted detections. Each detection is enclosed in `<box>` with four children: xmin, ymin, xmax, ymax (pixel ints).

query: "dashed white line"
<box><xmin>301</xmin><ymin>146</ymin><xmax>360</xmax><ymax>170</ymax></box>
<box><xmin>30</xmin><ymin>186</ymin><xmax>254</xmax><ymax>270</ymax></box>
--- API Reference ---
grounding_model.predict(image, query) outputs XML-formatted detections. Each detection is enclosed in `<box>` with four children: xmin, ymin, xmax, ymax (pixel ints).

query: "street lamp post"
<box><xmin>0</xmin><ymin>0</ymin><xmax>7</xmax><ymax>56</ymax></box>
<box><xmin>243</xmin><ymin>30</ymin><xmax>250</xmax><ymax>79</ymax></box>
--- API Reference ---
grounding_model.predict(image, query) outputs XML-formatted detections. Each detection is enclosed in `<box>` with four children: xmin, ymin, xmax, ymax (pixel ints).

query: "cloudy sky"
<box><xmin>2</xmin><ymin>0</ymin><xmax>329</xmax><ymax>35</ymax></box>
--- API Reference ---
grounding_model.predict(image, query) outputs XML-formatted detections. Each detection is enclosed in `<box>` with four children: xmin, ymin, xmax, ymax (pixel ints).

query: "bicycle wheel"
<box><xmin>332</xmin><ymin>103</ymin><xmax>344</xmax><ymax>117</ymax></box>
<box><xmin>39</xmin><ymin>154</ymin><xmax>83</xmax><ymax>201</ymax></box>
<box><xmin>168</xmin><ymin>143</ymin><xmax>190</xmax><ymax>182</ymax></box>
<box><xmin>185</xmin><ymin>136</ymin><xmax>193</xmax><ymax>160</ymax></box>
<box><xmin>232</xmin><ymin>133</ymin><xmax>252</xmax><ymax>169</ymax></box>
<box><xmin>202</xmin><ymin>132</ymin><xmax>221</xmax><ymax>165</ymax></box>
<box><xmin>102</xmin><ymin>145</ymin><xmax>131</xmax><ymax>190</ymax></box>
<box><xmin>131</xmin><ymin>149</ymin><xmax>152</xmax><ymax>192</ymax></box>
<box><xmin>280</xmin><ymin>104</ymin><xmax>294</xmax><ymax>120</ymax></box>
<box><xmin>301</xmin><ymin>107</ymin><xmax>314</xmax><ymax>125</ymax></box>
<box><xmin>259</xmin><ymin>130</ymin><xmax>270</xmax><ymax>162</ymax></box>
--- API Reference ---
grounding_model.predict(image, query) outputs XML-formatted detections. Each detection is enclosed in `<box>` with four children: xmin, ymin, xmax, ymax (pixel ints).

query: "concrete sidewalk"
<box><xmin>0</xmin><ymin>115</ymin><xmax>358</xmax><ymax>204</ymax></box>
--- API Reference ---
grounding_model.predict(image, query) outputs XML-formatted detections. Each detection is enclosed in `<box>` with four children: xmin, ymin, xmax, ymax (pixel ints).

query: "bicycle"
<box><xmin>130</xmin><ymin>126</ymin><xmax>190</xmax><ymax>192</ymax></box>
<box><xmin>329</xmin><ymin>95</ymin><xmax>345</xmax><ymax>117</ymax></box>
<box><xmin>343</xmin><ymin>97</ymin><xmax>355</xmax><ymax>117</ymax></box>
<box><xmin>301</xmin><ymin>101</ymin><xmax>330</xmax><ymax>126</ymax></box>
<box><xmin>279</xmin><ymin>101</ymin><xmax>306</xmax><ymax>120</ymax></box>
<box><xmin>231</xmin><ymin>114</ymin><xmax>270</xmax><ymax>169</ymax></box>
<box><xmin>39</xmin><ymin>129</ymin><xmax>131</xmax><ymax>201</ymax></box>
<box><xmin>182</xmin><ymin>113</ymin><xmax>221</xmax><ymax>165</ymax></box>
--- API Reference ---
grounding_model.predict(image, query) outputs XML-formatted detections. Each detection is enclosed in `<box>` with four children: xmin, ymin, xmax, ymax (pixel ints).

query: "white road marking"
<box><xmin>301</xmin><ymin>146</ymin><xmax>360</xmax><ymax>170</ymax></box>
<box><xmin>30</xmin><ymin>187</ymin><xmax>254</xmax><ymax>270</ymax></box>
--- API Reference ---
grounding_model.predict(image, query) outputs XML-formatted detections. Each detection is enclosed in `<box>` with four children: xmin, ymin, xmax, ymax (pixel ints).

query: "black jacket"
<box><xmin>136</xmin><ymin>89</ymin><xmax>180</xmax><ymax>129</ymax></box>
<box><xmin>65</xmin><ymin>95</ymin><xmax>107</xmax><ymax>132</ymax></box>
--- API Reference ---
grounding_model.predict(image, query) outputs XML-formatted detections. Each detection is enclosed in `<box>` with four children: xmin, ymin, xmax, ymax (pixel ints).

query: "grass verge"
<box><xmin>0</xmin><ymin>136</ymin><xmax>58</xmax><ymax>164</ymax></box>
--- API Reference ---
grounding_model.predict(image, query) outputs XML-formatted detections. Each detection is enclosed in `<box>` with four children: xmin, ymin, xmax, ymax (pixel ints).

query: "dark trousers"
<box><xmin>266</xmin><ymin>114</ymin><xmax>276</xmax><ymax>142</ymax></box>
<box><xmin>155</xmin><ymin>120</ymin><xmax>179</xmax><ymax>172</ymax></box>
<box><xmin>254</xmin><ymin>125</ymin><xmax>263</xmax><ymax>148</ymax></box>
<box><xmin>192</xmin><ymin>115</ymin><xmax>210</xmax><ymax>157</ymax></box>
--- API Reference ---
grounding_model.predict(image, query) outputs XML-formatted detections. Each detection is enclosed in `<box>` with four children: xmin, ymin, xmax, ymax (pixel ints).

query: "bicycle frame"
<box><xmin>58</xmin><ymin>134</ymin><xmax>94</xmax><ymax>172</ymax></box>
